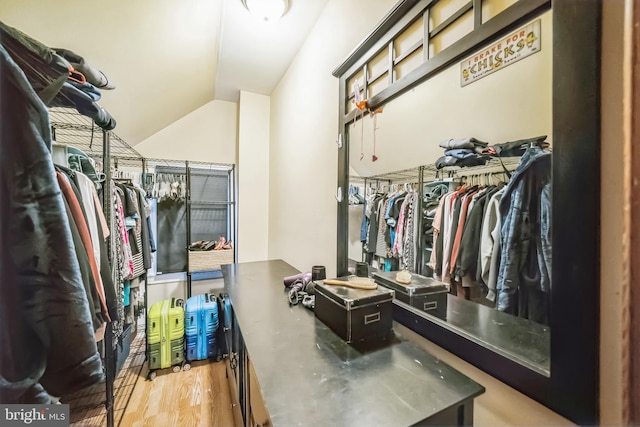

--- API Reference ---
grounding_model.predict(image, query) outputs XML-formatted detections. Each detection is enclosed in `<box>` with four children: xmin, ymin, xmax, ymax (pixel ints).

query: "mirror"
<box><xmin>335</xmin><ymin>0</ymin><xmax>601</xmax><ymax>424</ymax></box>
<box><xmin>346</xmin><ymin>8</ymin><xmax>552</xmax><ymax>376</ymax></box>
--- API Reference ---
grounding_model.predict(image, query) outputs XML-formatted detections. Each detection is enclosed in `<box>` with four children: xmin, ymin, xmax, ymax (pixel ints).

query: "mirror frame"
<box><xmin>333</xmin><ymin>0</ymin><xmax>600</xmax><ymax>424</ymax></box>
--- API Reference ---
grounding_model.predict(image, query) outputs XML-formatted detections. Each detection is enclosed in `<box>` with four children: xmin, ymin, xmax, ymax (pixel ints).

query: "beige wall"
<box><xmin>0</xmin><ymin>0</ymin><xmax>221</xmax><ymax>146</ymax></box>
<box><xmin>348</xmin><ymin>12</ymin><xmax>552</xmax><ymax>177</ymax></box>
<box><xmin>347</xmin><ymin>11</ymin><xmax>552</xmax><ymax>267</ymax></box>
<box><xmin>8</xmin><ymin>0</ymin><xmax>624</xmax><ymax>422</ymax></box>
<box><xmin>135</xmin><ymin>100</ymin><xmax>237</xmax><ymax>164</ymax></box>
<box><xmin>396</xmin><ymin>324</ymin><xmax>573</xmax><ymax>426</ymax></box>
<box><xmin>599</xmin><ymin>0</ymin><xmax>629</xmax><ymax>425</ymax></box>
<box><xmin>269</xmin><ymin>0</ymin><xmax>400</xmax><ymax>277</ymax></box>
<box><xmin>238</xmin><ymin>91</ymin><xmax>271</xmax><ymax>263</ymax></box>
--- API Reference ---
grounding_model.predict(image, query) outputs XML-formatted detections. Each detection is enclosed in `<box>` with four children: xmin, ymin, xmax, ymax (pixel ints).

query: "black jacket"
<box><xmin>0</xmin><ymin>45</ymin><xmax>103</xmax><ymax>403</ymax></box>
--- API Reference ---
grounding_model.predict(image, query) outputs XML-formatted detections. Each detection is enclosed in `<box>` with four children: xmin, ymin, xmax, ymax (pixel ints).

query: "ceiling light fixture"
<box><xmin>241</xmin><ymin>0</ymin><xmax>289</xmax><ymax>22</ymax></box>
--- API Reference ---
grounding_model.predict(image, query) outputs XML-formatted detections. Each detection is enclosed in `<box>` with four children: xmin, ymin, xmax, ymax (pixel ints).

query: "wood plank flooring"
<box><xmin>120</xmin><ymin>360</ymin><xmax>235</xmax><ymax>427</ymax></box>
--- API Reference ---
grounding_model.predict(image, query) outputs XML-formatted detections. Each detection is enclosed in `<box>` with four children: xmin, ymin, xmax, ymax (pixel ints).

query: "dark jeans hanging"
<box><xmin>156</xmin><ymin>198</ymin><xmax>187</xmax><ymax>274</ymax></box>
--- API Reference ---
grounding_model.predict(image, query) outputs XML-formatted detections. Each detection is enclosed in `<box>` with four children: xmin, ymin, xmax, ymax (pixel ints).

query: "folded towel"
<box><xmin>444</xmin><ymin>149</ymin><xmax>476</xmax><ymax>159</ymax></box>
<box><xmin>492</xmin><ymin>135</ymin><xmax>548</xmax><ymax>157</ymax></box>
<box><xmin>435</xmin><ymin>155</ymin><xmax>489</xmax><ymax>169</ymax></box>
<box><xmin>435</xmin><ymin>156</ymin><xmax>458</xmax><ymax>169</ymax></box>
<box><xmin>439</xmin><ymin>137</ymin><xmax>488</xmax><ymax>150</ymax></box>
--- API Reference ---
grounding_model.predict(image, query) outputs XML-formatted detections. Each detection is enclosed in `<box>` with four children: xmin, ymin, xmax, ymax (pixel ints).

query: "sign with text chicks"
<box><xmin>460</xmin><ymin>19</ymin><xmax>541</xmax><ymax>87</ymax></box>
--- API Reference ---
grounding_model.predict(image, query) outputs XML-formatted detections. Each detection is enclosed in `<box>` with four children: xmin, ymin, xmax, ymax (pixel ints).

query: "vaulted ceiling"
<box><xmin>0</xmin><ymin>0</ymin><xmax>328</xmax><ymax>146</ymax></box>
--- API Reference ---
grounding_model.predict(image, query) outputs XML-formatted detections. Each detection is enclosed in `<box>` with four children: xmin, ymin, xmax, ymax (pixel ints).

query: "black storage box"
<box><xmin>314</xmin><ymin>279</ymin><xmax>395</xmax><ymax>344</ymax></box>
<box><xmin>373</xmin><ymin>271</ymin><xmax>449</xmax><ymax>320</ymax></box>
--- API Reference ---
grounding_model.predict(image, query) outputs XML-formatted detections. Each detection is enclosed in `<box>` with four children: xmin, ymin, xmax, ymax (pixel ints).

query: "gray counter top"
<box><xmin>222</xmin><ymin>260</ymin><xmax>485</xmax><ymax>427</ymax></box>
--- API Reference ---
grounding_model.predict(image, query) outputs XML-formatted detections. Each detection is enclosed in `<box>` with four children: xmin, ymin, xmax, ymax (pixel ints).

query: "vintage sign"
<box><xmin>460</xmin><ymin>19</ymin><xmax>541</xmax><ymax>87</ymax></box>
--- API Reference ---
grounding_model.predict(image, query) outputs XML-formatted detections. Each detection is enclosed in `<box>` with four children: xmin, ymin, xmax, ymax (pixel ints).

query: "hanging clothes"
<box><xmin>59</xmin><ymin>193</ymin><xmax>102</xmax><ymax>332</ymax></box>
<box><xmin>480</xmin><ymin>188</ymin><xmax>505</xmax><ymax>302</ymax></box>
<box><xmin>400</xmin><ymin>192</ymin><xmax>417</xmax><ymax>270</ymax></box>
<box><xmin>426</xmin><ymin>147</ymin><xmax>552</xmax><ymax>325</ymax></box>
<box><xmin>56</xmin><ymin>171</ymin><xmax>111</xmax><ymax>322</ymax></box>
<box><xmin>454</xmin><ymin>186</ymin><xmax>500</xmax><ymax>288</ymax></box>
<box><xmin>76</xmin><ymin>171</ymin><xmax>103</xmax><ymax>271</ymax></box>
<box><xmin>362</xmin><ymin>187</ymin><xmax>420</xmax><ymax>272</ymax></box>
<box><xmin>113</xmin><ymin>181</ymin><xmax>153</xmax><ymax>278</ymax></box>
<box><xmin>496</xmin><ymin>146</ymin><xmax>552</xmax><ymax>324</ymax></box>
<box><xmin>0</xmin><ymin>45</ymin><xmax>103</xmax><ymax>403</ymax></box>
<box><xmin>134</xmin><ymin>186</ymin><xmax>153</xmax><ymax>269</ymax></box>
<box><xmin>114</xmin><ymin>187</ymin><xmax>135</xmax><ymax>279</ymax></box>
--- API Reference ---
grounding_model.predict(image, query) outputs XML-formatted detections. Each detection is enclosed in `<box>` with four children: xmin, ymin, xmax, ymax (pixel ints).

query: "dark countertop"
<box><xmin>222</xmin><ymin>260</ymin><xmax>485</xmax><ymax>427</ymax></box>
<box><xmin>367</xmin><ymin>264</ymin><xmax>550</xmax><ymax>375</ymax></box>
<box><xmin>444</xmin><ymin>295</ymin><xmax>549</xmax><ymax>375</ymax></box>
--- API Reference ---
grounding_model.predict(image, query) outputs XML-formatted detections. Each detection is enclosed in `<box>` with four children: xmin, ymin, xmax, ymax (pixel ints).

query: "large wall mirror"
<box><xmin>334</xmin><ymin>0</ymin><xmax>600</xmax><ymax>424</ymax></box>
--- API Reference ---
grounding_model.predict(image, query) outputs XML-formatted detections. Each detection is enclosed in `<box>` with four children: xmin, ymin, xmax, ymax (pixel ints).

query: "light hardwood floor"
<box><xmin>120</xmin><ymin>360</ymin><xmax>235</xmax><ymax>427</ymax></box>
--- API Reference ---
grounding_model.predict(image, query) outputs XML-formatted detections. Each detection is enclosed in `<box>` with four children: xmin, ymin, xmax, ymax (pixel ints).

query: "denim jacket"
<box><xmin>496</xmin><ymin>147</ymin><xmax>552</xmax><ymax>313</ymax></box>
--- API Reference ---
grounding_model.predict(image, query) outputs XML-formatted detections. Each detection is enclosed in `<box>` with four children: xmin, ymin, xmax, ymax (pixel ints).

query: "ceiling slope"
<box><xmin>0</xmin><ymin>0</ymin><xmax>329</xmax><ymax>146</ymax></box>
<box><xmin>0</xmin><ymin>0</ymin><xmax>222</xmax><ymax>146</ymax></box>
<box><xmin>214</xmin><ymin>0</ymin><xmax>329</xmax><ymax>102</ymax></box>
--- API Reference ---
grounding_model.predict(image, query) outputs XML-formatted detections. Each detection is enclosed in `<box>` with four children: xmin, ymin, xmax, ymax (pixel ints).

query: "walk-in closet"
<box><xmin>1</xmin><ymin>0</ymin><xmax>636</xmax><ymax>426</ymax></box>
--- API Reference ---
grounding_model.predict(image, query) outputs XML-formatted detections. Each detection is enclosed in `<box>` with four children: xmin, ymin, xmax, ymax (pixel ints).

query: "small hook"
<box><xmin>335</xmin><ymin>187</ymin><xmax>343</xmax><ymax>202</ymax></box>
<box><xmin>336</xmin><ymin>134</ymin><xmax>343</xmax><ymax>149</ymax></box>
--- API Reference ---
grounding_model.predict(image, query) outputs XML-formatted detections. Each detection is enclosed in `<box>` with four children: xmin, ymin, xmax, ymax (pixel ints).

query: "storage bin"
<box><xmin>314</xmin><ymin>279</ymin><xmax>394</xmax><ymax>344</ymax></box>
<box><xmin>188</xmin><ymin>249</ymin><xmax>234</xmax><ymax>272</ymax></box>
<box><xmin>373</xmin><ymin>271</ymin><xmax>448</xmax><ymax>320</ymax></box>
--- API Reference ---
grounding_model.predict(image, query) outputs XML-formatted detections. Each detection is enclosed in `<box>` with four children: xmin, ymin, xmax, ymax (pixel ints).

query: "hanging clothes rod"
<box><xmin>449</xmin><ymin>161</ymin><xmax>520</xmax><ymax>177</ymax></box>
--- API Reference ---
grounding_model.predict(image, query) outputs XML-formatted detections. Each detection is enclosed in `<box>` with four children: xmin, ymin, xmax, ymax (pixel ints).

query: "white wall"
<box><xmin>269</xmin><ymin>0</ymin><xmax>398</xmax><ymax>277</ymax></box>
<box><xmin>238</xmin><ymin>91</ymin><xmax>270</xmax><ymax>262</ymax></box>
<box><xmin>135</xmin><ymin>100</ymin><xmax>237</xmax><ymax>164</ymax></box>
<box><xmin>348</xmin><ymin>205</ymin><xmax>364</xmax><ymax>261</ymax></box>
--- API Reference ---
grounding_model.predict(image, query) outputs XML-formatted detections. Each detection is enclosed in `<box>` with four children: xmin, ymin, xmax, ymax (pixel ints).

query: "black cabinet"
<box><xmin>220</xmin><ymin>261</ymin><xmax>485</xmax><ymax>427</ymax></box>
<box><xmin>221</xmin><ymin>298</ymin><xmax>270</xmax><ymax>427</ymax></box>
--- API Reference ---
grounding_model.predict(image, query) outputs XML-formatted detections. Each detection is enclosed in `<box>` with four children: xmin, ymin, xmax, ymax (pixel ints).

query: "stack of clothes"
<box><xmin>434</xmin><ymin>135</ymin><xmax>550</xmax><ymax>170</ymax></box>
<box><xmin>435</xmin><ymin>137</ymin><xmax>492</xmax><ymax>169</ymax></box>
<box><xmin>0</xmin><ymin>21</ymin><xmax>117</xmax><ymax>130</ymax></box>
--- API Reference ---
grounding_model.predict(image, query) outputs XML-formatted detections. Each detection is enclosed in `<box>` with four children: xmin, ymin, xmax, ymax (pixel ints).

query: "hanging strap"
<box><xmin>497</xmin><ymin>154</ymin><xmax>512</xmax><ymax>179</ymax></box>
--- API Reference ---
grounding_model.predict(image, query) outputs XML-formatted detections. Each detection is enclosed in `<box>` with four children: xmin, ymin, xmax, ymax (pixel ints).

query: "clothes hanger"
<box><xmin>404</xmin><ymin>182</ymin><xmax>411</xmax><ymax>193</ymax></box>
